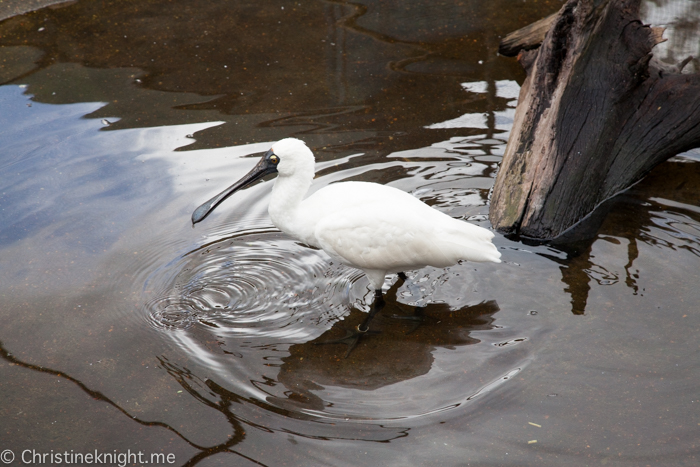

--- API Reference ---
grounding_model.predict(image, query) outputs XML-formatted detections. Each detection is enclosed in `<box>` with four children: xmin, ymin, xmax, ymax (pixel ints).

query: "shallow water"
<box><xmin>1</xmin><ymin>1</ymin><xmax>700</xmax><ymax>466</ymax></box>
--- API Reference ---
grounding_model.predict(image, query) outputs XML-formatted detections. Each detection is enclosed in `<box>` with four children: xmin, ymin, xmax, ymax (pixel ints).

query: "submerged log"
<box><xmin>490</xmin><ymin>0</ymin><xmax>700</xmax><ymax>240</ymax></box>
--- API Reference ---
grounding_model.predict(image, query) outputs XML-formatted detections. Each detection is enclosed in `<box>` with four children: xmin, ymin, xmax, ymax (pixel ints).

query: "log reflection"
<box><xmin>0</xmin><ymin>341</ymin><xmax>257</xmax><ymax>467</ymax></box>
<box><xmin>545</xmin><ymin>160</ymin><xmax>700</xmax><ymax>314</ymax></box>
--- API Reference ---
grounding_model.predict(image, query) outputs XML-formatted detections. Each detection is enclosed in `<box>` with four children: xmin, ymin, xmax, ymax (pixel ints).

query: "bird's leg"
<box><xmin>314</xmin><ymin>289</ymin><xmax>384</xmax><ymax>358</ymax></box>
<box><xmin>358</xmin><ymin>289</ymin><xmax>385</xmax><ymax>332</ymax></box>
<box><xmin>391</xmin><ymin>272</ymin><xmax>427</xmax><ymax>333</ymax></box>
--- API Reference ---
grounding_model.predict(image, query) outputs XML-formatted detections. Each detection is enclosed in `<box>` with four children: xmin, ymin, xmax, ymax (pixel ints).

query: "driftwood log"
<box><xmin>489</xmin><ymin>0</ymin><xmax>700</xmax><ymax>240</ymax></box>
<box><xmin>498</xmin><ymin>13</ymin><xmax>557</xmax><ymax>57</ymax></box>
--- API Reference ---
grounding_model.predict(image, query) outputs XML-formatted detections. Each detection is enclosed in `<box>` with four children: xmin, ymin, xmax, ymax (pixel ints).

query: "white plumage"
<box><xmin>192</xmin><ymin>138</ymin><xmax>501</xmax><ymax>341</ymax></box>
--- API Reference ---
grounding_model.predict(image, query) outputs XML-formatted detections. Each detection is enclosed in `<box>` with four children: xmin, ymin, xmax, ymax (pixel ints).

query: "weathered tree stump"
<box><xmin>490</xmin><ymin>0</ymin><xmax>700</xmax><ymax>240</ymax></box>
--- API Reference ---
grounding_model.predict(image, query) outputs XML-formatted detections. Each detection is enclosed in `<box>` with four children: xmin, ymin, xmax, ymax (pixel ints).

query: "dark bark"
<box><xmin>489</xmin><ymin>0</ymin><xmax>700</xmax><ymax>240</ymax></box>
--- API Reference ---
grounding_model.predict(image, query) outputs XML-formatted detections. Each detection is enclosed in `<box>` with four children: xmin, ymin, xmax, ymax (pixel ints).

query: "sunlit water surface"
<box><xmin>1</xmin><ymin>1</ymin><xmax>699</xmax><ymax>466</ymax></box>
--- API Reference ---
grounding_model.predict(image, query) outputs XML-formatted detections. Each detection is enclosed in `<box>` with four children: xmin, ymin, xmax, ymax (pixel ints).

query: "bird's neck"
<box><xmin>268</xmin><ymin>170</ymin><xmax>313</xmax><ymax>235</ymax></box>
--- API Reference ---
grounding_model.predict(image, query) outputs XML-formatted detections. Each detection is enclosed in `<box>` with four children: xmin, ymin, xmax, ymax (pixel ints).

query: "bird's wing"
<box><xmin>307</xmin><ymin>181</ymin><xmax>500</xmax><ymax>270</ymax></box>
<box><xmin>313</xmin><ymin>205</ymin><xmax>456</xmax><ymax>272</ymax></box>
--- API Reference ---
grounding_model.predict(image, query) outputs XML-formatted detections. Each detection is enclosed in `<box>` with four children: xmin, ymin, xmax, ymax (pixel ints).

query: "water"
<box><xmin>1</xmin><ymin>1</ymin><xmax>699</xmax><ymax>465</ymax></box>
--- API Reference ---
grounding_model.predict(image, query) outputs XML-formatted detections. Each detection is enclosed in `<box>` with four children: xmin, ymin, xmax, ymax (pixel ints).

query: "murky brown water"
<box><xmin>1</xmin><ymin>1</ymin><xmax>699</xmax><ymax>465</ymax></box>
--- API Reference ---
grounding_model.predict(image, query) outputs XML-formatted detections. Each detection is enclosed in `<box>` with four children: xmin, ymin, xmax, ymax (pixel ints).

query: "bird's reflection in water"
<box><xmin>269</xmin><ymin>274</ymin><xmax>500</xmax><ymax>414</ymax></box>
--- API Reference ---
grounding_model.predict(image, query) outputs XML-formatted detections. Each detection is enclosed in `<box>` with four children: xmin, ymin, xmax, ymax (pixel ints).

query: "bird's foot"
<box><xmin>391</xmin><ymin>305</ymin><xmax>426</xmax><ymax>334</ymax></box>
<box><xmin>313</xmin><ymin>325</ymin><xmax>380</xmax><ymax>359</ymax></box>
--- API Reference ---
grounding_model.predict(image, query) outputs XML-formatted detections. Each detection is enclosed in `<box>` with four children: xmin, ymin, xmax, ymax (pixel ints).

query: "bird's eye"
<box><xmin>270</xmin><ymin>155</ymin><xmax>279</xmax><ymax>164</ymax></box>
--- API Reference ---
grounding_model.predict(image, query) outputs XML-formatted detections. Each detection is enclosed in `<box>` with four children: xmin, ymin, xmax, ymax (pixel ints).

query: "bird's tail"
<box><xmin>442</xmin><ymin>221</ymin><xmax>501</xmax><ymax>264</ymax></box>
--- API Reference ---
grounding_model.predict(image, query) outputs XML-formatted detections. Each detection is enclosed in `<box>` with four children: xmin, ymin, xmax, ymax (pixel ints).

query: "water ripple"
<box><xmin>144</xmin><ymin>228</ymin><xmax>357</xmax><ymax>340</ymax></box>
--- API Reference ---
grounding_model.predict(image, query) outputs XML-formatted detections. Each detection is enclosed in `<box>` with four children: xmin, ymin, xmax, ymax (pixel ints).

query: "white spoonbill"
<box><xmin>192</xmin><ymin>138</ymin><xmax>501</xmax><ymax>348</ymax></box>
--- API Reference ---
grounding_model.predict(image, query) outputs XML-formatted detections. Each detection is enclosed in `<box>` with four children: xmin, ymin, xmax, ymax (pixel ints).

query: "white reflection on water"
<box><xmin>426</xmin><ymin>80</ymin><xmax>519</xmax><ymax>130</ymax></box>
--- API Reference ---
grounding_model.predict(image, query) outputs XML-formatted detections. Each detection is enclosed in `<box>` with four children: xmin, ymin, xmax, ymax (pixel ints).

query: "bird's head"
<box><xmin>191</xmin><ymin>138</ymin><xmax>314</xmax><ymax>225</ymax></box>
<box><xmin>269</xmin><ymin>138</ymin><xmax>315</xmax><ymax>177</ymax></box>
